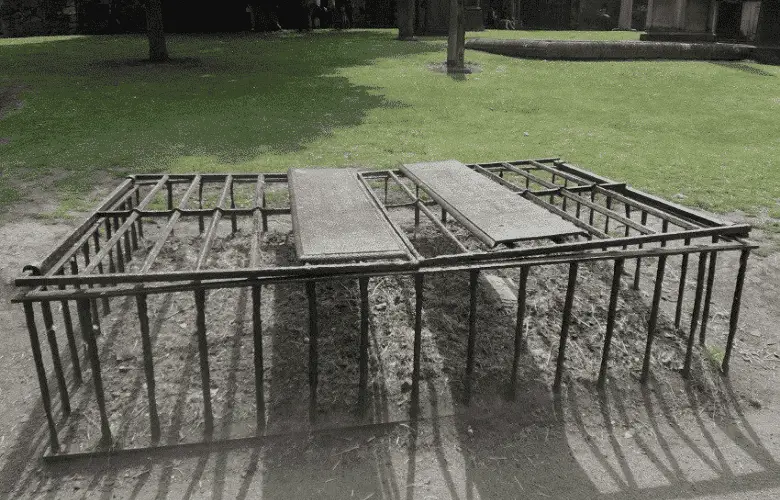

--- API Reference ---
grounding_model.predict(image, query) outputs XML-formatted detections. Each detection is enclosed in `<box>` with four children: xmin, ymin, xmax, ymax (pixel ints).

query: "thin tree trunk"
<box><xmin>146</xmin><ymin>0</ymin><xmax>168</xmax><ymax>62</ymax></box>
<box><xmin>447</xmin><ymin>0</ymin><xmax>465</xmax><ymax>71</ymax></box>
<box><xmin>398</xmin><ymin>0</ymin><xmax>415</xmax><ymax>39</ymax></box>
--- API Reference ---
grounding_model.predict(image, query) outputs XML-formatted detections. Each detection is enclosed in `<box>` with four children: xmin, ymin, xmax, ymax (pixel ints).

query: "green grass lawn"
<box><xmin>0</xmin><ymin>29</ymin><xmax>778</xmax><ymax>217</ymax></box>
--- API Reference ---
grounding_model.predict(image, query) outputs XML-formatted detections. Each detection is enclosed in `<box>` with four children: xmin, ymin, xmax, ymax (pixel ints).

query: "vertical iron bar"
<box><xmin>722</xmin><ymin>249</ymin><xmax>750</xmax><ymax>375</ymax></box>
<box><xmin>194</xmin><ymin>288</ymin><xmax>214</xmax><ymax>436</ymax></box>
<box><xmin>554</xmin><ymin>262</ymin><xmax>579</xmax><ymax>392</ymax></box>
<box><xmin>598</xmin><ymin>259</ymin><xmax>624</xmax><ymax>388</ymax></box>
<box><xmin>135</xmin><ymin>188</ymin><xmax>144</xmax><ymax>239</ymax></box>
<box><xmin>441</xmin><ymin>207</ymin><xmax>447</xmax><ymax>223</ymax></box>
<box><xmin>40</xmin><ymin>301</ymin><xmax>70</xmax><ymax>414</ymax></box>
<box><xmin>198</xmin><ymin>179</ymin><xmax>205</xmax><ymax>234</ymax></box>
<box><xmin>358</xmin><ymin>277</ymin><xmax>370</xmax><ymax>410</ymax></box>
<box><xmin>105</xmin><ymin>218</ymin><xmax>116</xmax><ymax>274</ymax></box>
<box><xmin>127</xmin><ymin>195</ymin><xmax>139</xmax><ymax>251</ymax></box>
<box><xmin>166</xmin><ymin>179</ymin><xmax>173</xmax><ymax>210</ymax></box>
<box><xmin>633</xmin><ymin>211</ymin><xmax>648</xmax><ymax>289</ymax></box>
<box><xmin>623</xmin><ymin>204</ymin><xmax>631</xmax><ymax>247</ymax></box>
<box><xmin>92</xmin><ymin>230</ymin><xmax>111</xmax><ymax>314</ymax></box>
<box><xmin>252</xmin><ymin>286</ymin><xmax>265</xmax><ymax>431</ymax></box>
<box><xmin>641</xmin><ymin>255</ymin><xmax>667</xmax><ymax>384</ymax></box>
<box><xmin>306</xmin><ymin>281</ymin><xmax>318</xmax><ymax>422</ymax></box>
<box><xmin>675</xmin><ymin>238</ymin><xmax>692</xmax><ymax>329</ymax></box>
<box><xmin>604</xmin><ymin>196</ymin><xmax>612</xmax><ymax>233</ymax></box>
<box><xmin>77</xmin><ymin>299</ymin><xmax>112</xmax><ymax>446</ymax></box>
<box><xmin>57</xmin><ymin>290</ymin><xmax>82</xmax><ymax>384</ymax></box>
<box><xmin>112</xmin><ymin>216</ymin><xmax>125</xmax><ymax>272</ymax></box>
<box><xmin>465</xmin><ymin>270</ymin><xmax>479</xmax><ymax>405</ymax></box>
<box><xmin>121</xmin><ymin>202</ymin><xmax>132</xmax><ymax>261</ymax></box>
<box><xmin>136</xmin><ymin>293</ymin><xmax>160</xmax><ymax>442</ymax></box>
<box><xmin>411</xmin><ymin>274</ymin><xmax>424</xmax><ymax>418</ymax></box>
<box><xmin>383</xmin><ymin>176</ymin><xmax>389</xmax><ymax>204</ymax></box>
<box><xmin>562</xmin><ymin>180</ymin><xmax>568</xmax><ymax>211</ymax></box>
<box><xmin>700</xmin><ymin>237</ymin><xmax>719</xmax><ymax>344</ymax></box>
<box><xmin>230</xmin><ymin>177</ymin><xmax>238</xmax><ymax>234</ymax></box>
<box><xmin>23</xmin><ymin>303</ymin><xmax>60</xmax><ymax>453</ymax></box>
<box><xmin>81</xmin><ymin>242</ymin><xmax>101</xmax><ymax>336</ymax></box>
<box><xmin>683</xmin><ymin>253</ymin><xmax>708</xmax><ymax>378</ymax></box>
<box><xmin>510</xmin><ymin>266</ymin><xmax>530</xmax><ymax>397</ymax></box>
<box><xmin>589</xmin><ymin>191</ymin><xmax>596</xmax><ymax>226</ymax></box>
<box><xmin>261</xmin><ymin>182</ymin><xmax>268</xmax><ymax>232</ymax></box>
<box><xmin>414</xmin><ymin>186</ymin><xmax>420</xmax><ymax>227</ymax></box>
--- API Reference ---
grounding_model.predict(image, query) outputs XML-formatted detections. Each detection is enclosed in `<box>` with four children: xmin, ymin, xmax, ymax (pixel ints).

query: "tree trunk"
<box><xmin>398</xmin><ymin>0</ymin><xmax>415</xmax><ymax>39</ymax></box>
<box><xmin>618</xmin><ymin>0</ymin><xmax>633</xmax><ymax>29</ymax></box>
<box><xmin>146</xmin><ymin>0</ymin><xmax>168</xmax><ymax>62</ymax></box>
<box><xmin>447</xmin><ymin>0</ymin><xmax>465</xmax><ymax>72</ymax></box>
<box><xmin>756</xmin><ymin>0</ymin><xmax>780</xmax><ymax>45</ymax></box>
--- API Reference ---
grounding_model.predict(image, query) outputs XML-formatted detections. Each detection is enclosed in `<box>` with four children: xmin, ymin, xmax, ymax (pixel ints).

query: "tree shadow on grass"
<box><xmin>0</xmin><ymin>31</ymin><xmax>440</xmax><ymax>208</ymax></box>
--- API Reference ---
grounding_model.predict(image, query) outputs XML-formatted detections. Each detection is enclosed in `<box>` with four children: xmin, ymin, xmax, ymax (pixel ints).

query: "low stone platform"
<box><xmin>465</xmin><ymin>38</ymin><xmax>755</xmax><ymax>61</ymax></box>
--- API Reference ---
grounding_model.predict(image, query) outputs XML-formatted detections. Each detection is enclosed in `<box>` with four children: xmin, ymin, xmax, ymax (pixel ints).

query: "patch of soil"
<box><xmin>55</xmin><ymin>210</ymin><xmax>727</xmax><ymax>454</ymax></box>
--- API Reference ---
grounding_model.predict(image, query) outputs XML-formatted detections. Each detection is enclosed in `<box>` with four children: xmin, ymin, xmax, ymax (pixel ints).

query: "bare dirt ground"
<box><xmin>1</xmin><ymin>186</ymin><xmax>779</xmax><ymax>500</ymax></box>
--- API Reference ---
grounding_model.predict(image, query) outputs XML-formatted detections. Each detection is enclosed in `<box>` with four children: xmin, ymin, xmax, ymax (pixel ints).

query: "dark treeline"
<box><xmin>0</xmin><ymin>0</ymin><xmax>397</xmax><ymax>37</ymax></box>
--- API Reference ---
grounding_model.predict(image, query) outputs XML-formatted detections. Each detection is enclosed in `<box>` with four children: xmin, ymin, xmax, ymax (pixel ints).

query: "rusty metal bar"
<box><xmin>81</xmin><ymin>241</ymin><xmax>102</xmax><ymax>336</ymax></box>
<box><xmin>633</xmin><ymin>211</ymin><xmax>649</xmax><ymax>289</ymax></box>
<box><xmin>252</xmin><ymin>286</ymin><xmax>265</xmax><ymax>431</ymax></box>
<box><xmin>40</xmin><ymin>300</ymin><xmax>70</xmax><ymax>414</ymax></box>
<box><xmin>57</xmin><ymin>269</ymin><xmax>82</xmax><ymax>384</ymax></box>
<box><xmin>465</xmin><ymin>270</ymin><xmax>479</xmax><ymax>405</ymax></box>
<box><xmin>675</xmin><ymin>238</ymin><xmax>692</xmax><ymax>329</ymax></box>
<box><xmin>81</xmin><ymin>176</ymin><xmax>169</xmax><ymax>276</ymax></box>
<box><xmin>127</xmin><ymin>194</ymin><xmax>138</xmax><ymax>251</ymax></box>
<box><xmin>23</xmin><ymin>302</ymin><xmax>60</xmax><ymax>453</ymax></box>
<box><xmin>414</xmin><ymin>186</ymin><xmax>420</xmax><ymax>226</ymax></box>
<box><xmin>473</xmin><ymin>164</ymin><xmax>523</xmax><ymax>192</ymax></box>
<box><xmin>683</xmin><ymin>253</ymin><xmax>708</xmax><ymax>378</ymax></box>
<box><xmin>136</xmin><ymin>293</ymin><xmax>160</xmax><ymax>442</ymax></box>
<box><xmin>641</xmin><ymin>255</ymin><xmax>667</xmax><ymax>384</ymax></box>
<box><xmin>135</xmin><ymin>187</ymin><xmax>144</xmax><ymax>240</ymax></box>
<box><xmin>598</xmin><ymin>258</ymin><xmax>624</xmax><ymax>388</ymax></box>
<box><xmin>105</xmin><ymin>219</ymin><xmax>116</xmax><ymax>274</ymax></box>
<box><xmin>522</xmin><ymin>192</ymin><xmax>607</xmax><ymax>238</ymax></box>
<box><xmin>722</xmin><ymin>249</ymin><xmax>750</xmax><ymax>375</ymax></box>
<box><xmin>527</xmin><ymin>160</ymin><xmax>590</xmax><ymax>186</ymax></box>
<box><xmin>77</xmin><ymin>299</ymin><xmax>111</xmax><ymax>446</ymax></box>
<box><xmin>194</xmin><ymin>176</ymin><xmax>233</xmax><ymax>271</ymax></box>
<box><xmin>140</xmin><ymin>176</ymin><xmax>200</xmax><ymax>273</ymax></box>
<box><xmin>16</xmin><ymin>239</ymin><xmax>750</xmax><ymax>296</ymax></box>
<box><xmin>120</xmin><ymin>201</ymin><xmax>132</xmax><ymax>263</ymax></box>
<box><xmin>593</xmin><ymin>185</ymin><xmax>696</xmax><ymax>231</ymax></box>
<box><xmin>229</xmin><ymin>177</ymin><xmax>238</xmax><ymax>234</ymax></box>
<box><xmin>306</xmin><ymin>281</ymin><xmax>318</xmax><ymax>422</ymax></box>
<box><xmin>358</xmin><ymin>277</ymin><xmax>370</xmax><ymax>410</ymax></box>
<box><xmin>700</xmin><ymin>236</ymin><xmax>719</xmax><ymax>344</ymax></box>
<box><xmin>357</xmin><ymin>174</ymin><xmax>421</xmax><ymax>261</ymax></box>
<box><xmin>553</xmin><ymin>262</ymin><xmax>579</xmax><ymax>392</ymax></box>
<box><xmin>510</xmin><ymin>265</ymin><xmax>529</xmax><ymax>397</ymax></box>
<box><xmin>92</xmin><ymin>230</ymin><xmax>111</xmax><ymax>314</ymax></box>
<box><xmin>194</xmin><ymin>288</ymin><xmax>214</xmax><ymax>436</ymax></box>
<box><xmin>198</xmin><ymin>179</ymin><xmax>205</xmax><ymax>234</ymax></box>
<box><xmin>251</xmin><ymin>174</ymin><xmax>265</xmax><ymax>431</ymax></box>
<box><xmin>387</xmin><ymin>171</ymin><xmax>469</xmax><ymax>253</ymax></box>
<box><xmin>411</xmin><ymin>273</ymin><xmax>424</xmax><ymax>417</ymax></box>
<box><xmin>503</xmin><ymin>163</ymin><xmax>649</xmax><ymax>235</ymax></box>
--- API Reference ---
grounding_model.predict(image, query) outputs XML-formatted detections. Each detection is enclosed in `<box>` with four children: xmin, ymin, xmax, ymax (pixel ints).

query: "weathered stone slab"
<box><xmin>401</xmin><ymin>160</ymin><xmax>582</xmax><ymax>246</ymax></box>
<box><xmin>289</xmin><ymin>168</ymin><xmax>408</xmax><ymax>262</ymax></box>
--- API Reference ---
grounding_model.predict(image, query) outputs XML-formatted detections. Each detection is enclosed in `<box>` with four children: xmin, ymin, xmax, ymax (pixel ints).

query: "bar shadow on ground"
<box><xmin>3</xmin><ymin>235</ymin><xmax>780</xmax><ymax>499</ymax></box>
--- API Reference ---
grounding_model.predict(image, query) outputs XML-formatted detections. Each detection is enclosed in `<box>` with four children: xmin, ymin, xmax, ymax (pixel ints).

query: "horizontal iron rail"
<box><xmin>15</xmin><ymin>241</ymin><xmax>755</xmax><ymax>303</ymax></box>
<box><xmin>15</xmin><ymin>224</ymin><xmax>752</xmax><ymax>289</ymax></box>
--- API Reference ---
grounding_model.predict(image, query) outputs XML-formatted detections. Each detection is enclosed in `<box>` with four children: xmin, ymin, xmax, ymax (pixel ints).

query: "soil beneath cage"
<box><xmin>56</xmin><ymin>211</ymin><xmax>727</xmax><ymax>455</ymax></box>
